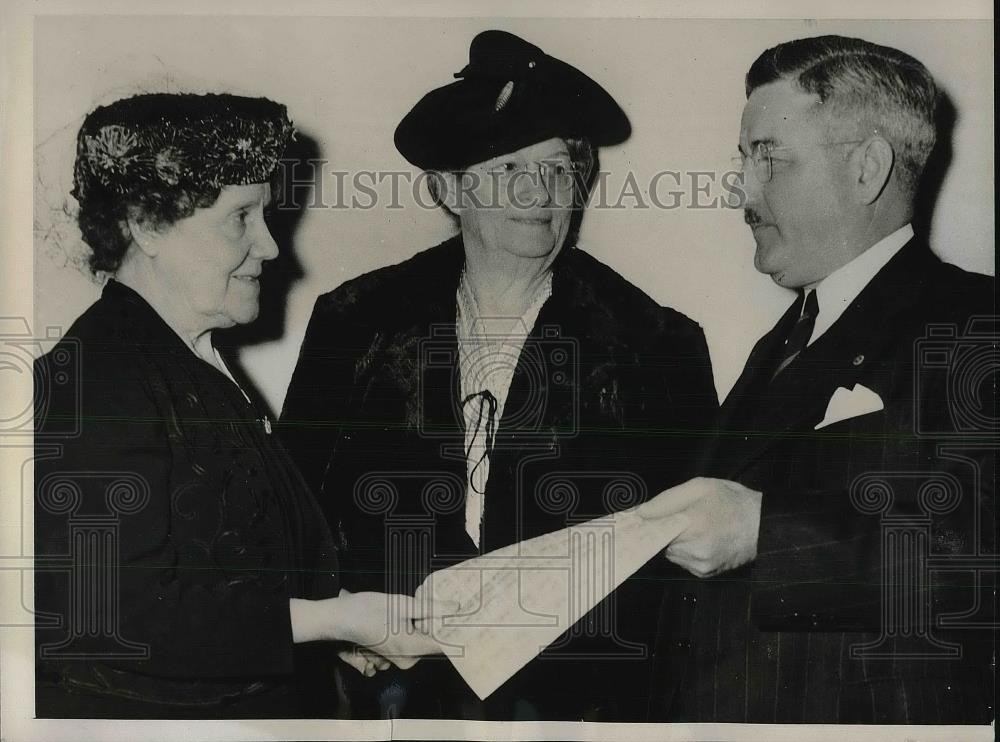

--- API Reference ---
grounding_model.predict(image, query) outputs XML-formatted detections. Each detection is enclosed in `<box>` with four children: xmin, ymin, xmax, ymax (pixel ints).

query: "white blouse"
<box><xmin>456</xmin><ymin>271</ymin><xmax>553</xmax><ymax>547</ymax></box>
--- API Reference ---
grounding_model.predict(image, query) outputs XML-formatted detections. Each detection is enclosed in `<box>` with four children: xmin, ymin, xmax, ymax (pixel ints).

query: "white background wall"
<box><xmin>33</xmin><ymin>15</ymin><xmax>995</xmax><ymax>412</ymax></box>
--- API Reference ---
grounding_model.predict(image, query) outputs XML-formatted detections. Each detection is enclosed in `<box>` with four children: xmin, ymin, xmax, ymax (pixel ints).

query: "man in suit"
<box><xmin>647</xmin><ymin>35</ymin><xmax>996</xmax><ymax>724</ymax></box>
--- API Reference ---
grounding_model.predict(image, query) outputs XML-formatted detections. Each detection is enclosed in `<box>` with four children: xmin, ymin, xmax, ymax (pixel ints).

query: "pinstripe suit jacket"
<box><xmin>653</xmin><ymin>239</ymin><xmax>996</xmax><ymax>724</ymax></box>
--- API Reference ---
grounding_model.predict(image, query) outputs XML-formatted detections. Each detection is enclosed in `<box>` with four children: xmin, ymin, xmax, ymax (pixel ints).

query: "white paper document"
<box><xmin>413</xmin><ymin>501</ymin><xmax>688</xmax><ymax>699</ymax></box>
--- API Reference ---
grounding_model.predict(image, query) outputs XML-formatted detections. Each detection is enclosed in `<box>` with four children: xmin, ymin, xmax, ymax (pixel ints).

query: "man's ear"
<box><xmin>854</xmin><ymin>135</ymin><xmax>894</xmax><ymax>205</ymax></box>
<box><xmin>124</xmin><ymin>207</ymin><xmax>161</xmax><ymax>257</ymax></box>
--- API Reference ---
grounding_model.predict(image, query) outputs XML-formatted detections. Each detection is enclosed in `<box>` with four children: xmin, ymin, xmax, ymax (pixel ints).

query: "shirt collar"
<box><xmin>456</xmin><ymin>270</ymin><xmax>553</xmax><ymax>340</ymax></box>
<box><xmin>806</xmin><ymin>223</ymin><xmax>914</xmax><ymax>345</ymax></box>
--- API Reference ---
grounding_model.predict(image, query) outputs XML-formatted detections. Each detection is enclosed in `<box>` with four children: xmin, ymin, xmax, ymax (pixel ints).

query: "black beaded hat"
<box><xmin>72</xmin><ymin>93</ymin><xmax>294</xmax><ymax>203</ymax></box>
<box><xmin>394</xmin><ymin>30</ymin><xmax>630</xmax><ymax>170</ymax></box>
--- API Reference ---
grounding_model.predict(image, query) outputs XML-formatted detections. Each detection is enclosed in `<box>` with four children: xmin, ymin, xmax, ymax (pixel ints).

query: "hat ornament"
<box><xmin>494</xmin><ymin>81</ymin><xmax>515</xmax><ymax>112</ymax></box>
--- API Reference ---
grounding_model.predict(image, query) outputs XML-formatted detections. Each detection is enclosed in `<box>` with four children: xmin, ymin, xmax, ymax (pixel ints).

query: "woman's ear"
<box><xmin>124</xmin><ymin>207</ymin><xmax>161</xmax><ymax>257</ymax></box>
<box><xmin>431</xmin><ymin>171</ymin><xmax>463</xmax><ymax>216</ymax></box>
<box><xmin>854</xmin><ymin>135</ymin><xmax>895</xmax><ymax>205</ymax></box>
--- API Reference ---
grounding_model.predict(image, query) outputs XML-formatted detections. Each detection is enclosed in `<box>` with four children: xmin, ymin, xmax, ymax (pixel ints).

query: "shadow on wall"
<box><xmin>216</xmin><ymin>130</ymin><xmax>319</xmax><ymax>414</ymax></box>
<box><xmin>912</xmin><ymin>89</ymin><xmax>955</xmax><ymax>241</ymax></box>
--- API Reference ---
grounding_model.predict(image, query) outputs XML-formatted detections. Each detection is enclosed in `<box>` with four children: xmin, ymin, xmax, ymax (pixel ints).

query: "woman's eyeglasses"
<box><xmin>483</xmin><ymin>158</ymin><xmax>579</xmax><ymax>192</ymax></box>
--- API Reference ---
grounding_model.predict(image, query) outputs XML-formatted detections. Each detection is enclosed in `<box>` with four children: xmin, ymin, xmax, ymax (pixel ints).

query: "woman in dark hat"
<box><xmin>281</xmin><ymin>31</ymin><xmax>718</xmax><ymax>721</ymax></box>
<box><xmin>34</xmin><ymin>92</ymin><xmax>446</xmax><ymax>719</ymax></box>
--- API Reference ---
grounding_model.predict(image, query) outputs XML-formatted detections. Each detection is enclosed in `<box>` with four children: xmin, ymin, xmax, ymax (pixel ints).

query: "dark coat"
<box><xmin>34</xmin><ymin>281</ymin><xmax>341</xmax><ymax>718</ymax></box>
<box><xmin>658</xmin><ymin>239</ymin><xmax>996</xmax><ymax>723</ymax></box>
<box><xmin>279</xmin><ymin>235</ymin><xmax>719</xmax><ymax>720</ymax></box>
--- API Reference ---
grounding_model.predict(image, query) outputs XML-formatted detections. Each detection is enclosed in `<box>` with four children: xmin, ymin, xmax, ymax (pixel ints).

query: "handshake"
<box><xmin>289</xmin><ymin>476</ymin><xmax>763</xmax><ymax>683</ymax></box>
<box><xmin>289</xmin><ymin>590</ymin><xmax>460</xmax><ymax>677</ymax></box>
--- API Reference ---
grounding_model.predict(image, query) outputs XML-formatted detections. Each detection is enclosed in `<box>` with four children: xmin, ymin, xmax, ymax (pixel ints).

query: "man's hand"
<box><xmin>641</xmin><ymin>477</ymin><xmax>762</xmax><ymax>578</ymax></box>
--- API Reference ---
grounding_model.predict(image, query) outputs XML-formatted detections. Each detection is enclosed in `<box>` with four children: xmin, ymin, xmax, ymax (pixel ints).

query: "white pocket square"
<box><xmin>815</xmin><ymin>384</ymin><xmax>884</xmax><ymax>430</ymax></box>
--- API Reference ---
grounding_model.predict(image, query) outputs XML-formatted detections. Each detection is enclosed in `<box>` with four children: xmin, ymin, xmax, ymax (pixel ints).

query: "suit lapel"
<box><xmin>718</xmin><ymin>238</ymin><xmax>938</xmax><ymax>477</ymax></box>
<box><xmin>718</xmin><ymin>295</ymin><xmax>802</xmax><ymax>433</ymax></box>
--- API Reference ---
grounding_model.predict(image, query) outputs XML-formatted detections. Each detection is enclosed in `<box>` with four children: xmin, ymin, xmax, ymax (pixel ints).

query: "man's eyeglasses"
<box><xmin>732</xmin><ymin>140</ymin><xmax>865</xmax><ymax>183</ymax></box>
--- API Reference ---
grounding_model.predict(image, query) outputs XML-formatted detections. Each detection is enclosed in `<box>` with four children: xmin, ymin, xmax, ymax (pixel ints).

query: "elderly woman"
<box><xmin>280</xmin><ymin>31</ymin><xmax>718</xmax><ymax>720</ymax></box>
<box><xmin>33</xmin><ymin>93</ymin><xmax>442</xmax><ymax>719</ymax></box>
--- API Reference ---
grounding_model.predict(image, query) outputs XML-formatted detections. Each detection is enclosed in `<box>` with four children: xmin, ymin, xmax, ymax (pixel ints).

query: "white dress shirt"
<box><xmin>806</xmin><ymin>223</ymin><xmax>914</xmax><ymax>345</ymax></box>
<box><xmin>456</xmin><ymin>271</ymin><xmax>553</xmax><ymax>548</ymax></box>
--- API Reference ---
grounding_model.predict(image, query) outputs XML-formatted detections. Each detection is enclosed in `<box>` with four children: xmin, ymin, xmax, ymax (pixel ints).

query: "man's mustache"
<box><xmin>744</xmin><ymin>208</ymin><xmax>763</xmax><ymax>227</ymax></box>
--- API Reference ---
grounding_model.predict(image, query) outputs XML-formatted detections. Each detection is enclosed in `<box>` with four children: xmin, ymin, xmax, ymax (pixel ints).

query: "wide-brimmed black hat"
<box><xmin>394</xmin><ymin>30</ymin><xmax>630</xmax><ymax>170</ymax></box>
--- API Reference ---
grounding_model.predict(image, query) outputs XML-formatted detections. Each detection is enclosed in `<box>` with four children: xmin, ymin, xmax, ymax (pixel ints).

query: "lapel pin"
<box><xmin>852</xmin><ymin>354</ymin><xmax>865</xmax><ymax>366</ymax></box>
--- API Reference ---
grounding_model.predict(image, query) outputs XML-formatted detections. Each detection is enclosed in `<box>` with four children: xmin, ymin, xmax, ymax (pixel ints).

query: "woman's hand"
<box><xmin>331</xmin><ymin>591</ymin><xmax>457</xmax><ymax>669</ymax></box>
<box><xmin>337</xmin><ymin>646</ymin><xmax>391</xmax><ymax>677</ymax></box>
<box><xmin>290</xmin><ymin>592</ymin><xmax>459</xmax><ymax>669</ymax></box>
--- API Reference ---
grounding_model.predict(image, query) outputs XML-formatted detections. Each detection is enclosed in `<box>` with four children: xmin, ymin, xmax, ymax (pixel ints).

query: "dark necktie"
<box><xmin>771</xmin><ymin>289</ymin><xmax>818</xmax><ymax>381</ymax></box>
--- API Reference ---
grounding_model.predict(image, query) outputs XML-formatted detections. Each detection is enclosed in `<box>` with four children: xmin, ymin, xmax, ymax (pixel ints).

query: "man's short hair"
<box><xmin>746</xmin><ymin>35</ymin><xmax>938</xmax><ymax>194</ymax></box>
